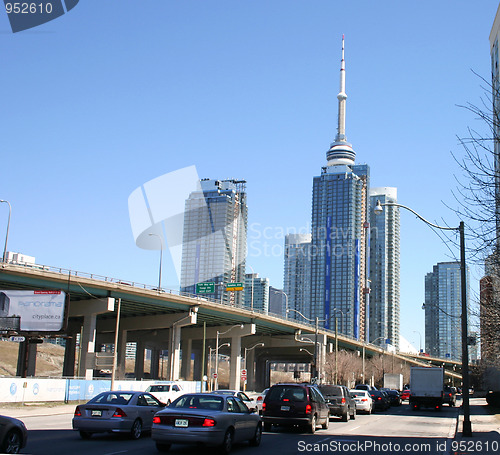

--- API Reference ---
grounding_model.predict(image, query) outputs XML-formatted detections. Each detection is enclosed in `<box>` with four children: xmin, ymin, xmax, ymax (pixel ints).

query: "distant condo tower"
<box><xmin>310</xmin><ymin>36</ymin><xmax>369</xmax><ymax>339</ymax></box>
<box><xmin>180</xmin><ymin>179</ymin><xmax>247</xmax><ymax>307</ymax></box>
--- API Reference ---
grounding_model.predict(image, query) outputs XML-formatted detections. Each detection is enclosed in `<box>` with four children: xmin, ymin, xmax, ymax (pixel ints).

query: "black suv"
<box><xmin>443</xmin><ymin>386</ymin><xmax>457</xmax><ymax>407</ymax></box>
<box><xmin>317</xmin><ymin>384</ymin><xmax>356</xmax><ymax>421</ymax></box>
<box><xmin>262</xmin><ymin>383</ymin><xmax>330</xmax><ymax>434</ymax></box>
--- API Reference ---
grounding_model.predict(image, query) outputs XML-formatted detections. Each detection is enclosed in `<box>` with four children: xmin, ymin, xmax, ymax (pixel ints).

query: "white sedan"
<box><xmin>349</xmin><ymin>389</ymin><xmax>373</xmax><ymax>414</ymax></box>
<box><xmin>211</xmin><ymin>390</ymin><xmax>258</xmax><ymax>412</ymax></box>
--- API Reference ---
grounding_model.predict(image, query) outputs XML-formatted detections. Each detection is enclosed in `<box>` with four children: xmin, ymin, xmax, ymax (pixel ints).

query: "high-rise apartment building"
<box><xmin>424</xmin><ymin>262</ymin><xmax>468</xmax><ymax>361</ymax></box>
<box><xmin>180</xmin><ymin>179</ymin><xmax>247</xmax><ymax>306</ymax></box>
<box><xmin>244</xmin><ymin>273</ymin><xmax>269</xmax><ymax>313</ymax></box>
<box><xmin>369</xmin><ymin>188</ymin><xmax>400</xmax><ymax>350</ymax></box>
<box><xmin>284</xmin><ymin>234</ymin><xmax>312</xmax><ymax>319</ymax></box>
<box><xmin>310</xmin><ymin>37</ymin><xmax>369</xmax><ymax>339</ymax></box>
<box><xmin>269</xmin><ymin>287</ymin><xmax>286</xmax><ymax>317</ymax></box>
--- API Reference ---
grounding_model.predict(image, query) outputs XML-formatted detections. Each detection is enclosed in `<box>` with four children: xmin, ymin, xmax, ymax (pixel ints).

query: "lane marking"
<box><xmin>349</xmin><ymin>425</ymin><xmax>360</xmax><ymax>431</ymax></box>
<box><xmin>104</xmin><ymin>451</ymin><xmax>129</xmax><ymax>455</ymax></box>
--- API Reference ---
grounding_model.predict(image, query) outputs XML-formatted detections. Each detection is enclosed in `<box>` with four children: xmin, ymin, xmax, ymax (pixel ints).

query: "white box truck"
<box><xmin>409</xmin><ymin>367</ymin><xmax>444</xmax><ymax>410</ymax></box>
<box><xmin>383</xmin><ymin>373</ymin><xmax>403</xmax><ymax>391</ymax></box>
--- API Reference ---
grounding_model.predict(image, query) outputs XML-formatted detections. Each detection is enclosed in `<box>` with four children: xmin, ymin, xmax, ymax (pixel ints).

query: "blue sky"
<box><xmin>1</xmin><ymin>1</ymin><xmax>498</xmax><ymax>348</ymax></box>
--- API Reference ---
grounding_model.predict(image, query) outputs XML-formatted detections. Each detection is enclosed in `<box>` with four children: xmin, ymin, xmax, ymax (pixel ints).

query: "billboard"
<box><xmin>0</xmin><ymin>290</ymin><xmax>66</xmax><ymax>332</ymax></box>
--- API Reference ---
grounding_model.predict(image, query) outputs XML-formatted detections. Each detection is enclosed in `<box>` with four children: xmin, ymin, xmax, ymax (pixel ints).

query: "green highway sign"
<box><xmin>226</xmin><ymin>282</ymin><xmax>243</xmax><ymax>291</ymax></box>
<box><xmin>196</xmin><ymin>282</ymin><xmax>215</xmax><ymax>294</ymax></box>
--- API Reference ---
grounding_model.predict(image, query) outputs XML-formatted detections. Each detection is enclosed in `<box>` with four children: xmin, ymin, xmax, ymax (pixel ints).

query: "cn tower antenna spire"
<box><xmin>326</xmin><ymin>34</ymin><xmax>356</xmax><ymax>166</ymax></box>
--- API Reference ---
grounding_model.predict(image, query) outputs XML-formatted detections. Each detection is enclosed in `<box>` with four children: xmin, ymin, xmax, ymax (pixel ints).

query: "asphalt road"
<box><xmin>21</xmin><ymin>402</ymin><xmax>462</xmax><ymax>455</ymax></box>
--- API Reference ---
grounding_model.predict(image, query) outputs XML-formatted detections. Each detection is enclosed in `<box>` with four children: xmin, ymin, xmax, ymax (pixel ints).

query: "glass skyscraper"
<box><xmin>369</xmin><ymin>187</ymin><xmax>400</xmax><ymax>350</ymax></box>
<box><xmin>309</xmin><ymin>37</ymin><xmax>369</xmax><ymax>338</ymax></box>
<box><xmin>244</xmin><ymin>273</ymin><xmax>269</xmax><ymax>313</ymax></box>
<box><xmin>424</xmin><ymin>262</ymin><xmax>468</xmax><ymax>361</ymax></box>
<box><xmin>284</xmin><ymin>234</ymin><xmax>312</xmax><ymax>320</ymax></box>
<box><xmin>180</xmin><ymin>178</ymin><xmax>247</xmax><ymax>306</ymax></box>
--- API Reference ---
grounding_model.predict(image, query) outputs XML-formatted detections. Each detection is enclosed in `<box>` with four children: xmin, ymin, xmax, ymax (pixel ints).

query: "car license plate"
<box><xmin>91</xmin><ymin>410</ymin><xmax>102</xmax><ymax>417</ymax></box>
<box><xmin>175</xmin><ymin>419</ymin><xmax>189</xmax><ymax>427</ymax></box>
<box><xmin>280</xmin><ymin>406</ymin><xmax>290</xmax><ymax>411</ymax></box>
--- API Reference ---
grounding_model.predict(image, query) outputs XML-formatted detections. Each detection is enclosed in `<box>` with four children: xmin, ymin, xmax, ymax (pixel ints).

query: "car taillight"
<box><xmin>305</xmin><ymin>404</ymin><xmax>312</xmax><ymax>414</ymax></box>
<box><xmin>113</xmin><ymin>408</ymin><xmax>127</xmax><ymax>417</ymax></box>
<box><xmin>153</xmin><ymin>416</ymin><xmax>161</xmax><ymax>424</ymax></box>
<box><xmin>448</xmin><ymin>393</ymin><xmax>452</xmax><ymax>397</ymax></box>
<box><xmin>361</xmin><ymin>398</ymin><xmax>368</xmax><ymax>402</ymax></box>
<box><xmin>377</xmin><ymin>397</ymin><xmax>381</xmax><ymax>401</ymax></box>
<box><xmin>74</xmin><ymin>406</ymin><xmax>82</xmax><ymax>417</ymax></box>
<box><xmin>202</xmin><ymin>418</ymin><xmax>216</xmax><ymax>427</ymax></box>
<box><xmin>341</xmin><ymin>398</ymin><xmax>346</xmax><ymax>404</ymax></box>
<box><xmin>257</xmin><ymin>396</ymin><xmax>263</xmax><ymax>401</ymax></box>
<box><xmin>262</xmin><ymin>403</ymin><xmax>266</xmax><ymax>411</ymax></box>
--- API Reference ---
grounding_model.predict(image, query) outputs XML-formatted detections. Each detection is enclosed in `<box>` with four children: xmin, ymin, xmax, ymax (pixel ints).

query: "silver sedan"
<box><xmin>72</xmin><ymin>390</ymin><xmax>165</xmax><ymax>439</ymax></box>
<box><xmin>152</xmin><ymin>393</ymin><xmax>262</xmax><ymax>454</ymax></box>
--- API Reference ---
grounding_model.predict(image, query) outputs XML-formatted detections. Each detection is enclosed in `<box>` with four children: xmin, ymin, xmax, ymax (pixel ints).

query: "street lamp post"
<box><xmin>413</xmin><ymin>330</ymin><xmax>422</xmax><ymax>353</ymax></box>
<box><xmin>287</xmin><ymin>308</ymin><xmax>325</xmax><ymax>383</ymax></box>
<box><xmin>374</xmin><ymin>200</ymin><xmax>472</xmax><ymax>436</ymax></box>
<box><xmin>148</xmin><ymin>233</ymin><xmax>163</xmax><ymax>291</ymax></box>
<box><xmin>215</xmin><ymin>324</ymin><xmax>243</xmax><ymax>390</ymax></box>
<box><xmin>332</xmin><ymin>308</ymin><xmax>347</xmax><ymax>384</ymax></box>
<box><xmin>243</xmin><ymin>342</ymin><xmax>264</xmax><ymax>391</ymax></box>
<box><xmin>0</xmin><ymin>200</ymin><xmax>11</xmax><ymax>263</ymax></box>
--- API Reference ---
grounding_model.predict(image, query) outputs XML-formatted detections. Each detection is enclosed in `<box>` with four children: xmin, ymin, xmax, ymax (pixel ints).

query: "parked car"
<box><xmin>262</xmin><ymin>383</ymin><xmax>329</xmax><ymax>433</ymax></box>
<box><xmin>369</xmin><ymin>390</ymin><xmax>390</xmax><ymax>411</ymax></box>
<box><xmin>211</xmin><ymin>390</ymin><xmax>257</xmax><ymax>412</ymax></box>
<box><xmin>381</xmin><ymin>389</ymin><xmax>402</xmax><ymax>406</ymax></box>
<box><xmin>151</xmin><ymin>393</ymin><xmax>262</xmax><ymax>454</ymax></box>
<box><xmin>0</xmin><ymin>415</ymin><xmax>28</xmax><ymax>454</ymax></box>
<box><xmin>349</xmin><ymin>389</ymin><xmax>373</xmax><ymax>414</ymax></box>
<box><xmin>145</xmin><ymin>382</ymin><xmax>184</xmax><ymax>405</ymax></box>
<box><xmin>73</xmin><ymin>390</ymin><xmax>165</xmax><ymax>439</ymax></box>
<box><xmin>401</xmin><ymin>389</ymin><xmax>410</xmax><ymax>401</ymax></box>
<box><xmin>317</xmin><ymin>384</ymin><xmax>356</xmax><ymax>421</ymax></box>
<box><xmin>443</xmin><ymin>386</ymin><xmax>457</xmax><ymax>407</ymax></box>
<box><xmin>255</xmin><ymin>388</ymin><xmax>269</xmax><ymax>414</ymax></box>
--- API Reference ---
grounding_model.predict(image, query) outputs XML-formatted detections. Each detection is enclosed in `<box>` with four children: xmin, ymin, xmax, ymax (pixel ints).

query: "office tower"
<box><xmin>369</xmin><ymin>188</ymin><xmax>401</xmax><ymax>351</ymax></box>
<box><xmin>180</xmin><ymin>179</ymin><xmax>247</xmax><ymax>306</ymax></box>
<box><xmin>424</xmin><ymin>262</ymin><xmax>468</xmax><ymax>361</ymax></box>
<box><xmin>269</xmin><ymin>287</ymin><xmax>286</xmax><ymax>317</ymax></box>
<box><xmin>310</xmin><ymin>37</ymin><xmax>369</xmax><ymax>338</ymax></box>
<box><xmin>244</xmin><ymin>273</ymin><xmax>269</xmax><ymax>313</ymax></box>
<box><xmin>284</xmin><ymin>234</ymin><xmax>312</xmax><ymax>319</ymax></box>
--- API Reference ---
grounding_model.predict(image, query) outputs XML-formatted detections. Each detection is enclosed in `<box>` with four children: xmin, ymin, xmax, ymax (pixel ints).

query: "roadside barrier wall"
<box><xmin>0</xmin><ymin>378</ymin><xmax>201</xmax><ymax>403</ymax></box>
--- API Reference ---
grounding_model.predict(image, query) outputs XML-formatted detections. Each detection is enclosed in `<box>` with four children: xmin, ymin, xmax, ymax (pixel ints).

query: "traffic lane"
<box><xmin>324</xmin><ymin>402</ymin><xmax>459</xmax><ymax>438</ymax></box>
<box><xmin>21</xmin><ymin>412</ymin><xmax>73</xmax><ymax>430</ymax></box>
<box><xmin>25</xmin><ymin>429</ymin><xmax>159</xmax><ymax>455</ymax></box>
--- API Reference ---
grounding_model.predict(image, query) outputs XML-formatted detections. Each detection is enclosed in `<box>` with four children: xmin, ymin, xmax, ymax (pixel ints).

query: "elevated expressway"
<box><xmin>0</xmin><ymin>263</ymin><xmax>462</xmax><ymax>390</ymax></box>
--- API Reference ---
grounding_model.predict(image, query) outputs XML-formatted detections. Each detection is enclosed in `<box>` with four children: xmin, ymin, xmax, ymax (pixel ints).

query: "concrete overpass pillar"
<box><xmin>180</xmin><ymin>339</ymin><xmax>192</xmax><ymax>380</ymax></box>
<box><xmin>167</xmin><ymin>310</ymin><xmax>197</xmax><ymax>381</ymax></box>
<box><xmin>116</xmin><ymin>329</ymin><xmax>128</xmax><ymax>380</ymax></box>
<box><xmin>79</xmin><ymin>313</ymin><xmax>97</xmax><ymax>379</ymax></box>
<box><xmin>246</xmin><ymin>348</ymin><xmax>256</xmax><ymax>391</ymax></box>
<box><xmin>150</xmin><ymin>348</ymin><xmax>160</xmax><ymax>379</ymax></box>
<box><xmin>134</xmin><ymin>341</ymin><xmax>145</xmax><ymax>380</ymax></box>
<box><xmin>229</xmin><ymin>336</ymin><xmax>242</xmax><ymax>390</ymax></box>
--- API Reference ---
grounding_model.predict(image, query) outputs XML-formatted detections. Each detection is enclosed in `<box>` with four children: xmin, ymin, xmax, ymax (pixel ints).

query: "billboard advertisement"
<box><xmin>0</xmin><ymin>290</ymin><xmax>66</xmax><ymax>332</ymax></box>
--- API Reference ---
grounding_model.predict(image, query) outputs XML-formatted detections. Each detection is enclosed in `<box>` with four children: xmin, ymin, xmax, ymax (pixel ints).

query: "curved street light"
<box><xmin>0</xmin><ymin>200</ymin><xmax>11</xmax><ymax>263</ymax></box>
<box><xmin>215</xmin><ymin>324</ymin><xmax>243</xmax><ymax>390</ymax></box>
<box><xmin>375</xmin><ymin>200</ymin><xmax>472</xmax><ymax>436</ymax></box>
<box><xmin>242</xmin><ymin>342</ymin><xmax>264</xmax><ymax>391</ymax></box>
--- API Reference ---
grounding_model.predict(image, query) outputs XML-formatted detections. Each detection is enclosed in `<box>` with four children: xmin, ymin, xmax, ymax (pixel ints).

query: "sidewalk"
<box><xmin>452</xmin><ymin>398</ymin><xmax>500</xmax><ymax>452</ymax></box>
<box><xmin>0</xmin><ymin>402</ymin><xmax>82</xmax><ymax>419</ymax></box>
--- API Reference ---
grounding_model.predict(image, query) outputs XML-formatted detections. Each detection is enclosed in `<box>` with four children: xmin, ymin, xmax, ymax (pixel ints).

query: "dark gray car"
<box><xmin>317</xmin><ymin>384</ymin><xmax>356</xmax><ymax>422</ymax></box>
<box><xmin>72</xmin><ymin>390</ymin><xmax>165</xmax><ymax>439</ymax></box>
<box><xmin>0</xmin><ymin>415</ymin><xmax>28</xmax><ymax>454</ymax></box>
<box><xmin>152</xmin><ymin>393</ymin><xmax>262</xmax><ymax>454</ymax></box>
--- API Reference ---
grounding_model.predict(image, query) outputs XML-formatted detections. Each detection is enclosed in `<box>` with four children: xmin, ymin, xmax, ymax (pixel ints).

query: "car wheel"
<box><xmin>79</xmin><ymin>430</ymin><xmax>92</xmax><ymax>440</ymax></box>
<box><xmin>322</xmin><ymin>414</ymin><xmax>329</xmax><ymax>430</ymax></box>
<box><xmin>263</xmin><ymin>422</ymin><xmax>272</xmax><ymax>432</ymax></box>
<box><xmin>351</xmin><ymin>407</ymin><xmax>356</xmax><ymax>420</ymax></box>
<box><xmin>220</xmin><ymin>429</ymin><xmax>233</xmax><ymax>455</ymax></box>
<box><xmin>155</xmin><ymin>442</ymin><xmax>172</xmax><ymax>452</ymax></box>
<box><xmin>130</xmin><ymin>419</ymin><xmax>142</xmax><ymax>440</ymax></box>
<box><xmin>341</xmin><ymin>411</ymin><xmax>348</xmax><ymax>422</ymax></box>
<box><xmin>308</xmin><ymin>415</ymin><xmax>317</xmax><ymax>434</ymax></box>
<box><xmin>1</xmin><ymin>429</ymin><xmax>23</xmax><ymax>453</ymax></box>
<box><xmin>249</xmin><ymin>424</ymin><xmax>262</xmax><ymax>447</ymax></box>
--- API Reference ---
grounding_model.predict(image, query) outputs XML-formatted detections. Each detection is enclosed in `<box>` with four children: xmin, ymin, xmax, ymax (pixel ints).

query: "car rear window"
<box><xmin>318</xmin><ymin>385</ymin><xmax>342</xmax><ymax>396</ymax></box>
<box><xmin>350</xmin><ymin>391</ymin><xmax>366</xmax><ymax>397</ymax></box>
<box><xmin>267</xmin><ymin>386</ymin><xmax>307</xmax><ymax>402</ymax></box>
<box><xmin>147</xmin><ymin>385</ymin><xmax>170</xmax><ymax>392</ymax></box>
<box><xmin>171</xmin><ymin>395</ymin><xmax>224</xmax><ymax>411</ymax></box>
<box><xmin>91</xmin><ymin>392</ymin><xmax>133</xmax><ymax>405</ymax></box>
